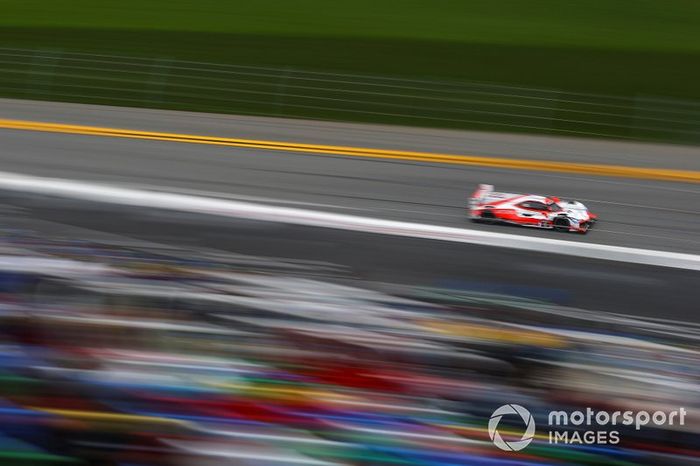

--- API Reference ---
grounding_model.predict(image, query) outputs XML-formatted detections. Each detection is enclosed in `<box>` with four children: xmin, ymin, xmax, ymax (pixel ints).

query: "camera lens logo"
<box><xmin>488</xmin><ymin>404</ymin><xmax>536</xmax><ymax>451</ymax></box>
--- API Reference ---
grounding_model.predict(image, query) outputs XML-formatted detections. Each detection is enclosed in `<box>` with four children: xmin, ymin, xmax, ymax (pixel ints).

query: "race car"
<box><xmin>469</xmin><ymin>184</ymin><xmax>597</xmax><ymax>234</ymax></box>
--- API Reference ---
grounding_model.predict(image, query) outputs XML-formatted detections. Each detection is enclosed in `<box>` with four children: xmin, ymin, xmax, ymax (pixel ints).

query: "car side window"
<box><xmin>518</xmin><ymin>201</ymin><xmax>547</xmax><ymax>211</ymax></box>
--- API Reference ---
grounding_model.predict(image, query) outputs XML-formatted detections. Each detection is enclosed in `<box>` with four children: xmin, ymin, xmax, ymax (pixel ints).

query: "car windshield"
<box><xmin>548</xmin><ymin>203</ymin><xmax>562</xmax><ymax>212</ymax></box>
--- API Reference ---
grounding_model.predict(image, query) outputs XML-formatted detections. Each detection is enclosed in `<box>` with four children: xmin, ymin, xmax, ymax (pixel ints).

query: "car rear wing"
<box><xmin>470</xmin><ymin>184</ymin><xmax>494</xmax><ymax>201</ymax></box>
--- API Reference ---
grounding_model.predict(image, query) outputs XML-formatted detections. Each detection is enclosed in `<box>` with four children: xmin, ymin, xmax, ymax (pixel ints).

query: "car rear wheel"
<box><xmin>478</xmin><ymin>210</ymin><xmax>498</xmax><ymax>224</ymax></box>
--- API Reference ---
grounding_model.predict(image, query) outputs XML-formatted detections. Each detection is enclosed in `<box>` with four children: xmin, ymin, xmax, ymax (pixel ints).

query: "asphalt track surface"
<box><xmin>0</xmin><ymin>99</ymin><xmax>698</xmax><ymax>319</ymax></box>
<box><xmin>1</xmin><ymin>99</ymin><xmax>698</xmax><ymax>254</ymax></box>
<box><xmin>0</xmin><ymin>191</ymin><xmax>697</xmax><ymax>321</ymax></box>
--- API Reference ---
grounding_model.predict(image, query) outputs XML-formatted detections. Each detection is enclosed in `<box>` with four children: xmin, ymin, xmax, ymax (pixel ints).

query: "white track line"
<box><xmin>116</xmin><ymin>183</ymin><xmax>368</xmax><ymax>210</ymax></box>
<box><xmin>0</xmin><ymin>170</ymin><xmax>698</xmax><ymax>271</ymax></box>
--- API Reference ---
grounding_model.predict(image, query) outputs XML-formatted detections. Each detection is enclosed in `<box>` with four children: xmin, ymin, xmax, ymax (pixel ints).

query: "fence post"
<box><xmin>274</xmin><ymin>67</ymin><xmax>293</xmax><ymax>114</ymax></box>
<box><xmin>148</xmin><ymin>57</ymin><xmax>173</xmax><ymax>105</ymax></box>
<box><xmin>26</xmin><ymin>49</ymin><xmax>63</xmax><ymax>97</ymax></box>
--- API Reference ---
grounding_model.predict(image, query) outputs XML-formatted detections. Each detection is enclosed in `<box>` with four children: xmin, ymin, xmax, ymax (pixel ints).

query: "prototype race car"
<box><xmin>469</xmin><ymin>184</ymin><xmax>597</xmax><ymax>234</ymax></box>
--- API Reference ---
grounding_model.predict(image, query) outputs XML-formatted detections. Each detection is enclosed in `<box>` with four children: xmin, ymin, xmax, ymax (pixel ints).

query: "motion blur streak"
<box><xmin>0</xmin><ymin>227</ymin><xmax>697</xmax><ymax>466</ymax></box>
<box><xmin>1</xmin><ymin>118</ymin><xmax>699</xmax><ymax>182</ymax></box>
<box><xmin>1</xmin><ymin>1</ymin><xmax>699</xmax><ymax>465</ymax></box>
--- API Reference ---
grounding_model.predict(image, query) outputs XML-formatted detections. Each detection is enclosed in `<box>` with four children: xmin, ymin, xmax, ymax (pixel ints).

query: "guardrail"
<box><xmin>1</xmin><ymin>48</ymin><xmax>699</xmax><ymax>143</ymax></box>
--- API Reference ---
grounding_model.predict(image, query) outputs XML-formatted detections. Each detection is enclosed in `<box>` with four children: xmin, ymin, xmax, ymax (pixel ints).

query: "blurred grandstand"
<box><xmin>0</xmin><ymin>228</ymin><xmax>696</xmax><ymax>465</ymax></box>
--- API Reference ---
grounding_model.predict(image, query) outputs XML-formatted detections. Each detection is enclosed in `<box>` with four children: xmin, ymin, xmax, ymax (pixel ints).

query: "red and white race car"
<box><xmin>469</xmin><ymin>184</ymin><xmax>597</xmax><ymax>234</ymax></box>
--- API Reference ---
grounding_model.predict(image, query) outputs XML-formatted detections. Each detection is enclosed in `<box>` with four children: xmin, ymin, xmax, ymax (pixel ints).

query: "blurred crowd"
<box><xmin>0</xmin><ymin>229</ymin><xmax>697</xmax><ymax>465</ymax></box>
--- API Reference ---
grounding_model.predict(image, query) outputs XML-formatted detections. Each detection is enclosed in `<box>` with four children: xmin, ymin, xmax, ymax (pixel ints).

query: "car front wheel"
<box><xmin>553</xmin><ymin>216</ymin><xmax>570</xmax><ymax>232</ymax></box>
